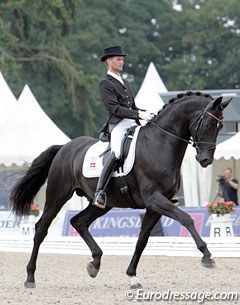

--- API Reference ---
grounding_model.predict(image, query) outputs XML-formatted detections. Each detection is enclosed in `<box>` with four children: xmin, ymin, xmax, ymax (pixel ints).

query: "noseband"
<box><xmin>189</xmin><ymin>104</ymin><xmax>223</xmax><ymax>154</ymax></box>
<box><xmin>150</xmin><ymin>102</ymin><xmax>223</xmax><ymax>153</ymax></box>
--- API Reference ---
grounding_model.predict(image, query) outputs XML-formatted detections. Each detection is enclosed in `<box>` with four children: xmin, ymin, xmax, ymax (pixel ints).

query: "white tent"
<box><xmin>0</xmin><ymin>84</ymin><xmax>87</xmax><ymax>210</ymax></box>
<box><xmin>0</xmin><ymin>85</ymin><xmax>70</xmax><ymax>166</ymax></box>
<box><xmin>135</xmin><ymin>62</ymin><xmax>166</xmax><ymax>114</ymax></box>
<box><xmin>214</xmin><ymin>132</ymin><xmax>240</xmax><ymax>160</ymax></box>
<box><xmin>182</xmin><ymin>146</ymin><xmax>213</xmax><ymax>207</ymax></box>
<box><xmin>0</xmin><ymin>71</ymin><xmax>17</xmax><ymax>126</ymax></box>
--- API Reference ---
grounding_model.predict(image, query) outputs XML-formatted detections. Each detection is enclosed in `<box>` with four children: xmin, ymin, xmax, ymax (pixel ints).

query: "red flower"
<box><xmin>206</xmin><ymin>200</ymin><xmax>235</xmax><ymax>216</ymax></box>
<box><xmin>29</xmin><ymin>203</ymin><xmax>40</xmax><ymax>217</ymax></box>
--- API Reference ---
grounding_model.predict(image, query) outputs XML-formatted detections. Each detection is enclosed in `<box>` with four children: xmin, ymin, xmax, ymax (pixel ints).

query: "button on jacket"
<box><xmin>99</xmin><ymin>74</ymin><xmax>141</xmax><ymax>125</ymax></box>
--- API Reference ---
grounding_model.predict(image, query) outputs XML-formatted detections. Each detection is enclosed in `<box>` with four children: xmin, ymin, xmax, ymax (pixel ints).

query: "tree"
<box><xmin>0</xmin><ymin>0</ymin><xmax>99</xmax><ymax>137</ymax></box>
<box><xmin>0</xmin><ymin>0</ymin><xmax>239</xmax><ymax>138</ymax></box>
<box><xmin>164</xmin><ymin>0</ymin><xmax>240</xmax><ymax>90</ymax></box>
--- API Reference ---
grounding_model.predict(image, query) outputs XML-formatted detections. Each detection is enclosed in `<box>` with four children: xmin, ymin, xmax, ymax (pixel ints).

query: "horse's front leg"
<box><xmin>70</xmin><ymin>203</ymin><xmax>112</xmax><ymax>277</ymax></box>
<box><xmin>174</xmin><ymin>208</ymin><xmax>214</xmax><ymax>267</ymax></box>
<box><xmin>126</xmin><ymin>210</ymin><xmax>161</xmax><ymax>288</ymax></box>
<box><xmin>150</xmin><ymin>193</ymin><xmax>215</xmax><ymax>267</ymax></box>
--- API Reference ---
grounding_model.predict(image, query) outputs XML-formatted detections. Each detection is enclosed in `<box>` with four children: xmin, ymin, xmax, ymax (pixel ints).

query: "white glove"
<box><xmin>138</xmin><ymin>110</ymin><xmax>154</xmax><ymax>121</ymax></box>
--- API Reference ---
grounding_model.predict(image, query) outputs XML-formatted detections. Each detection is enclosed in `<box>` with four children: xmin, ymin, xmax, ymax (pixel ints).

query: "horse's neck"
<box><xmin>156</xmin><ymin>105</ymin><xmax>191</xmax><ymax>139</ymax></box>
<box><xmin>140</xmin><ymin>106</ymin><xmax>191</xmax><ymax>168</ymax></box>
<box><xmin>140</xmin><ymin>126</ymin><xmax>188</xmax><ymax>165</ymax></box>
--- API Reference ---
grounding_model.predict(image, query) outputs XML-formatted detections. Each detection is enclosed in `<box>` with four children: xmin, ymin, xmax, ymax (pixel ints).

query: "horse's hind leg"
<box><xmin>126</xmin><ymin>210</ymin><xmax>161</xmax><ymax>288</ymax></box>
<box><xmin>70</xmin><ymin>203</ymin><xmax>112</xmax><ymax>278</ymax></box>
<box><xmin>25</xmin><ymin>199</ymin><xmax>66</xmax><ymax>288</ymax></box>
<box><xmin>25</xmin><ymin>181</ymin><xmax>74</xmax><ymax>288</ymax></box>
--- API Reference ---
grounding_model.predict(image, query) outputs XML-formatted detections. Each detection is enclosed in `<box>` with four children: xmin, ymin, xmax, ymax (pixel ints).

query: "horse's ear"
<box><xmin>221</xmin><ymin>97</ymin><xmax>232</xmax><ymax>109</ymax></box>
<box><xmin>212</xmin><ymin>96</ymin><xmax>223</xmax><ymax>108</ymax></box>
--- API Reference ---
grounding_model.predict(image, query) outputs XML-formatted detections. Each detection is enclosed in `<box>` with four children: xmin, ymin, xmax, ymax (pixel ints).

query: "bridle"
<box><xmin>188</xmin><ymin>103</ymin><xmax>223</xmax><ymax>153</ymax></box>
<box><xmin>149</xmin><ymin>102</ymin><xmax>223</xmax><ymax>154</ymax></box>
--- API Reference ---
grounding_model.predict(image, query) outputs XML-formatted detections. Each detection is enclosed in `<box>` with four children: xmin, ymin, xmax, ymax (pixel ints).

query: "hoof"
<box><xmin>24</xmin><ymin>281</ymin><xmax>36</xmax><ymax>288</ymax></box>
<box><xmin>87</xmin><ymin>262</ymin><xmax>99</xmax><ymax>278</ymax></box>
<box><xmin>130</xmin><ymin>282</ymin><xmax>143</xmax><ymax>289</ymax></box>
<box><xmin>201</xmin><ymin>257</ymin><xmax>216</xmax><ymax>268</ymax></box>
<box><xmin>129</xmin><ymin>276</ymin><xmax>143</xmax><ymax>289</ymax></box>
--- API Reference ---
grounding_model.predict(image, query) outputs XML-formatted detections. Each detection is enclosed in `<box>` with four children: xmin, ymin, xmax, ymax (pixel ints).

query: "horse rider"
<box><xmin>93</xmin><ymin>45</ymin><xmax>154</xmax><ymax>208</ymax></box>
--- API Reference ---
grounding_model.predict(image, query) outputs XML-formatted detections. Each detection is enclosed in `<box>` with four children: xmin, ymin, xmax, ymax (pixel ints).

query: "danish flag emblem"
<box><xmin>89</xmin><ymin>162</ymin><xmax>96</xmax><ymax>168</ymax></box>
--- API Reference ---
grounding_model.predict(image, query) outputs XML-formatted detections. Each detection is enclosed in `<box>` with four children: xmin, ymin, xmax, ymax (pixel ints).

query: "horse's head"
<box><xmin>190</xmin><ymin>96</ymin><xmax>231</xmax><ymax>167</ymax></box>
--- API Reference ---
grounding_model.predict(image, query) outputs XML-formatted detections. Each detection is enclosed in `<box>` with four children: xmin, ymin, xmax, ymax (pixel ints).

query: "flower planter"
<box><xmin>19</xmin><ymin>216</ymin><xmax>37</xmax><ymax>238</ymax></box>
<box><xmin>209</xmin><ymin>214</ymin><xmax>234</xmax><ymax>238</ymax></box>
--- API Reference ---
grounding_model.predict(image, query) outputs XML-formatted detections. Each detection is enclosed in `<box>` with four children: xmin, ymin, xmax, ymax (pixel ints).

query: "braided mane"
<box><xmin>149</xmin><ymin>91</ymin><xmax>214</xmax><ymax>123</ymax></box>
<box><xmin>167</xmin><ymin>91</ymin><xmax>214</xmax><ymax>105</ymax></box>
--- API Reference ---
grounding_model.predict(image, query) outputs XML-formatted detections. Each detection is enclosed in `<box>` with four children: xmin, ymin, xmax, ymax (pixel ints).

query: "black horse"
<box><xmin>10</xmin><ymin>92</ymin><xmax>230</xmax><ymax>288</ymax></box>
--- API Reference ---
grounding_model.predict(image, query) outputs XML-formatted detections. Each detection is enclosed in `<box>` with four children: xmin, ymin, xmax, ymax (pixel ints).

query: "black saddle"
<box><xmin>99</xmin><ymin>126</ymin><xmax>137</xmax><ymax>171</ymax></box>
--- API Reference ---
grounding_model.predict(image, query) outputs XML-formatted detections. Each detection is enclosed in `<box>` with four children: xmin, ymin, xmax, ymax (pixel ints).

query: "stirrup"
<box><xmin>171</xmin><ymin>197</ymin><xmax>179</xmax><ymax>205</ymax></box>
<box><xmin>92</xmin><ymin>191</ymin><xmax>107</xmax><ymax>209</ymax></box>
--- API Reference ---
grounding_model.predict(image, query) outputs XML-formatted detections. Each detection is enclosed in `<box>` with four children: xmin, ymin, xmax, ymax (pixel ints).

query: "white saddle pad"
<box><xmin>82</xmin><ymin>126</ymin><xmax>141</xmax><ymax>178</ymax></box>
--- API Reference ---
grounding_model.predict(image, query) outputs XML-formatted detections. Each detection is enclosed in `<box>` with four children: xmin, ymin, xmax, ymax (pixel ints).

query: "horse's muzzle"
<box><xmin>195</xmin><ymin>151</ymin><xmax>213</xmax><ymax>167</ymax></box>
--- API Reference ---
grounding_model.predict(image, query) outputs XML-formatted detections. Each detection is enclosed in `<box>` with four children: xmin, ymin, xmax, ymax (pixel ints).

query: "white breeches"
<box><xmin>110</xmin><ymin>119</ymin><xmax>137</xmax><ymax>159</ymax></box>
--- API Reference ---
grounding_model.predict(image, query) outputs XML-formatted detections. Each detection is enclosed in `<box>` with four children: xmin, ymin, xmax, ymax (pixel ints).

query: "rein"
<box><xmin>149</xmin><ymin>121</ymin><xmax>192</xmax><ymax>145</ymax></box>
<box><xmin>149</xmin><ymin>105</ymin><xmax>223</xmax><ymax>151</ymax></box>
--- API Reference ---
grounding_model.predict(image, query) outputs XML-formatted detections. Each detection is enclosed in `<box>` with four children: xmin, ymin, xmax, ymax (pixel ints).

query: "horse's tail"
<box><xmin>10</xmin><ymin>145</ymin><xmax>63</xmax><ymax>217</ymax></box>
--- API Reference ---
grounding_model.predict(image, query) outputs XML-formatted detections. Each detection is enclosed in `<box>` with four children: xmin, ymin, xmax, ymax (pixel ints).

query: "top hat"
<box><xmin>101</xmin><ymin>45</ymin><xmax>127</xmax><ymax>62</ymax></box>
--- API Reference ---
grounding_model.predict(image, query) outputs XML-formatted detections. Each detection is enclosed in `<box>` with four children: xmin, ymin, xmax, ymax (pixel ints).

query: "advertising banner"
<box><xmin>63</xmin><ymin>207</ymin><xmax>240</xmax><ymax>237</ymax></box>
<box><xmin>0</xmin><ymin>210</ymin><xmax>66</xmax><ymax>236</ymax></box>
<box><xmin>63</xmin><ymin>209</ymin><xmax>142</xmax><ymax>237</ymax></box>
<box><xmin>2</xmin><ymin>207</ymin><xmax>239</xmax><ymax>237</ymax></box>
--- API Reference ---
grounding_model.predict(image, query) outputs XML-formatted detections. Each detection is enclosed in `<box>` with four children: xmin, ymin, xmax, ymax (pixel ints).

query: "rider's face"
<box><xmin>106</xmin><ymin>56</ymin><xmax>124</xmax><ymax>73</ymax></box>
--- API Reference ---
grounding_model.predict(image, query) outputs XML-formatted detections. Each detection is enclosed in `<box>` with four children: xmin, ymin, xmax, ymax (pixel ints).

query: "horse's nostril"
<box><xmin>200</xmin><ymin>158</ymin><xmax>212</xmax><ymax>168</ymax></box>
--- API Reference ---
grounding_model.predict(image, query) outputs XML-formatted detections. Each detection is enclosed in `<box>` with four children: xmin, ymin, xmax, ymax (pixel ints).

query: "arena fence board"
<box><xmin>0</xmin><ymin>236</ymin><xmax>240</xmax><ymax>257</ymax></box>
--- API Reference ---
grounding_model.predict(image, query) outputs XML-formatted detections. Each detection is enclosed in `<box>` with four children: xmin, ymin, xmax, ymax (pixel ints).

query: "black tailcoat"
<box><xmin>99</xmin><ymin>74</ymin><xmax>141</xmax><ymax>125</ymax></box>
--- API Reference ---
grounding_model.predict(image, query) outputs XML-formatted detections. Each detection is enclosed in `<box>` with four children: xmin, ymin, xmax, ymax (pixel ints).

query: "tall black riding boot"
<box><xmin>93</xmin><ymin>152</ymin><xmax>118</xmax><ymax>208</ymax></box>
